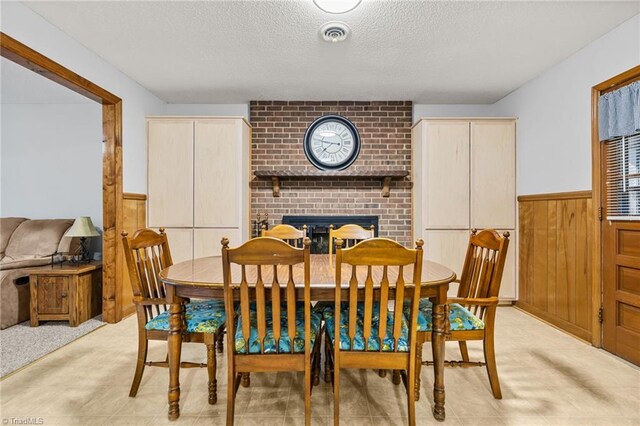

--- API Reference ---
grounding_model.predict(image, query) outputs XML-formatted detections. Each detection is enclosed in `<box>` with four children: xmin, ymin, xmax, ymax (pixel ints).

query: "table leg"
<box><xmin>431</xmin><ymin>302</ymin><xmax>446</xmax><ymax>421</ymax></box>
<box><xmin>168</xmin><ymin>301</ymin><xmax>184</xmax><ymax>420</ymax></box>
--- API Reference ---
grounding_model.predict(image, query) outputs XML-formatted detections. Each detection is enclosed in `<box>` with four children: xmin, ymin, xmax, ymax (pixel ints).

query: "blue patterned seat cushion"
<box><xmin>324</xmin><ymin>302</ymin><xmax>409</xmax><ymax>352</ymax></box>
<box><xmin>145</xmin><ymin>300</ymin><xmax>226</xmax><ymax>333</ymax></box>
<box><xmin>404</xmin><ymin>299</ymin><xmax>484</xmax><ymax>332</ymax></box>
<box><xmin>234</xmin><ymin>303</ymin><xmax>322</xmax><ymax>354</ymax></box>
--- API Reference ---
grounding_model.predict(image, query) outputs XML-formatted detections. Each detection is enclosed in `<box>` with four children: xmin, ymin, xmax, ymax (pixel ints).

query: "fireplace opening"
<box><xmin>282</xmin><ymin>215</ymin><xmax>378</xmax><ymax>254</ymax></box>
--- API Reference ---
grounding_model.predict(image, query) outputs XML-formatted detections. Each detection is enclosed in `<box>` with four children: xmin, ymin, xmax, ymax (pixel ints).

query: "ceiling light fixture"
<box><xmin>313</xmin><ymin>0</ymin><xmax>362</xmax><ymax>14</ymax></box>
<box><xmin>320</xmin><ymin>22</ymin><xmax>351</xmax><ymax>43</ymax></box>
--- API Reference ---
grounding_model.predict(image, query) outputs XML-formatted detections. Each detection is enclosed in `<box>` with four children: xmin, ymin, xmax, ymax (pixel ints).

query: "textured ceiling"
<box><xmin>23</xmin><ymin>1</ymin><xmax>640</xmax><ymax>104</ymax></box>
<box><xmin>1</xmin><ymin>57</ymin><xmax>92</xmax><ymax>104</ymax></box>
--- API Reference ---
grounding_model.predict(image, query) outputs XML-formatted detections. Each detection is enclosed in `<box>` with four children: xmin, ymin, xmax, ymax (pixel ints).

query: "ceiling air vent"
<box><xmin>320</xmin><ymin>22</ymin><xmax>350</xmax><ymax>43</ymax></box>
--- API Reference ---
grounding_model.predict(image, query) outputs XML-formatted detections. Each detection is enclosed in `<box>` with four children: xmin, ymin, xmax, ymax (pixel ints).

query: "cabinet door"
<box><xmin>471</xmin><ymin>121</ymin><xmax>516</xmax><ymax>229</ymax></box>
<box><xmin>194</xmin><ymin>228</ymin><xmax>242</xmax><ymax>258</ymax></box>
<box><xmin>37</xmin><ymin>276</ymin><xmax>69</xmax><ymax>314</ymax></box>
<box><xmin>194</xmin><ymin>120</ymin><xmax>241</xmax><ymax>228</ymax></box>
<box><xmin>163</xmin><ymin>228</ymin><xmax>193</xmax><ymax>263</ymax></box>
<box><xmin>148</xmin><ymin>120</ymin><xmax>194</xmax><ymax>228</ymax></box>
<box><xmin>424</xmin><ymin>230</ymin><xmax>470</xmax><ymax>297</ymax></box>
<box><xmin>423</xmin><ymin>121</ymin><xmax>470</xmax><ymax>229</ymax></box>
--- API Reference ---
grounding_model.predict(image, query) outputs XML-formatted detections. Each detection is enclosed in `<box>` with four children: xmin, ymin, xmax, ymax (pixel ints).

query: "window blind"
<box><xmin>605</xmin><ymin>132</ymin><xmax>640</xmax><ymax>220</ymax></box>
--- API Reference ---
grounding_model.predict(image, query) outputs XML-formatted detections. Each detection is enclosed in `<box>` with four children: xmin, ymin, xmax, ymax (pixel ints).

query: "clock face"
<box><xmin>303</xmin><ymin>115</ymin><xmax>361</xmax><ymax>171</ymax></box>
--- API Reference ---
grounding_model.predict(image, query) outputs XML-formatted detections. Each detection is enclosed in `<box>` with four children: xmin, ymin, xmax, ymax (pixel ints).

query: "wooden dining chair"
<box><xmin>324</xmin><ymin>237</ymin><xmax>424</xmax><ymax>426</ymax></box>
<box><xmin>261</xmin><ymin>224</ymin><xmax>307</xmax><ymax>247</ymax></box>
<box><xmin>411</xmin><ymin>229</ymin><xmax>510</xmax><ymax>400</ymax></box>
<box><xmin>221</xmin><ymin>236</ymin><xmax>322</xmax><ymax>426</ymax></box>
<box><xmin>121</xmin><ymin>228</ymin><xmax>226</xmax><ymax>404</ymax></box>
<box><xmin>328</xmin><ymin>223</ymin><xmax>375</xmax><ymax>257</ymax></box>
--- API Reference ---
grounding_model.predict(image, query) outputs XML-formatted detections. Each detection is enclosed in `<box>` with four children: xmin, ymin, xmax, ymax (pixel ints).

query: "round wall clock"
<box><xmin>303</xmin><ymin>115</ymin><xmax>361</xmax><ymax>171</ymax></box>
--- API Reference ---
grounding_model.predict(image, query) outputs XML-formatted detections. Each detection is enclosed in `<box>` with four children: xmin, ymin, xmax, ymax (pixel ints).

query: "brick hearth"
<box><xmin>250</xmin><ymin>100</ymin><xmax>412</xmax><ymax>246</ymax></box>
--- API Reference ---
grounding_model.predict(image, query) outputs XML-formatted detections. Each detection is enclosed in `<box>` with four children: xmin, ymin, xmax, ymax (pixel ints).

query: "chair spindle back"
<box><xmin>222</xmin><ymin>236</ymin><xmax>311</xmax><ymax>355</ymax></box>
<box><xmin>329</xmin><ymin>224</ymin><xmax>375</xmax><ymax>255</ymax></box>
<box><xmin>335</xmin><ymin>238</ymin><xmax>424</xmax><ymax>353</ymax></box>
<box><xmin>457</xmin><ymin>229</ymin><xmax>510</xmax><ymax>320</ymax></box>
<box><xmin>261</xmin><ymin>224</ymin><xmax>308</xmax><ymax>248</ymax></box>
<box><xmin>122</xmin><ymin>228</ymin><xmax>173</xmax><ymax>321</ymax></box>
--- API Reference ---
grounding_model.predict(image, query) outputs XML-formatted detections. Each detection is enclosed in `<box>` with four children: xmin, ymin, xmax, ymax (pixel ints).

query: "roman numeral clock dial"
<box><xmin>303</xmin><ymin>115</ymin><xmax>361</xmax><ymax>171</ymax></box>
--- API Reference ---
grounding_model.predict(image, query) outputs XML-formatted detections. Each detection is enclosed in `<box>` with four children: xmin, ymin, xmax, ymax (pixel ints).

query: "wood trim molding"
<box><xmin>123</xmin><ymin>193</ymin><xmax>147</xmax><ymax>201</ymax></box>
<box><xmin>594</xmin><ymin>65</ymin><xmax>640</xmax><ymax>94</ymax></box>
<box><xmin>1</xmin><ymin>32</ymin><xmax>124</xmax><ymax>324</ymax></box>
<box><xmin>0</xmin><ymin>33</ymin><xmax>120</xmax><ymax>105</ymax></box>
<box><xmin>146</xmin><ymin>116</ymin><xmax>252</xmax><ymax>128</ymax></box>
<box><xmin>411</xmin><ymin>117</ymin><xmax>518</xmax><ymax>129</ymax></box>
<box><xmin>591</xmin><ymin>65</ymin><xmax>640</xmax><ymax>347</ymax></box>
<box><xmin>517</xmin><ymin>191</ymin><xmax>592</xmax><ymax>202</ymax></box>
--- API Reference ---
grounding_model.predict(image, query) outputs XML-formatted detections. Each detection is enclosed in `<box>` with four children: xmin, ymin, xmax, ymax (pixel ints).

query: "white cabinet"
<box><xmin>147</xmin><ymin>117</ymin><xmax>251</xmax><ymax>261</ymax></box>
<box><xmin>148</xmin><ymin>120</ymin><xmax>194</xmax><ymax>228</ymax></box>
<box><xmin>471</xmin><ymin>122</ymin><xmax>516</xmax><ymax>229</ymax></box>
<box><xmin>415</xmin><ymin>121</ymin><xmax>470</xmax><ymax>229</ymax></box>
<box><xmin>163</xmin><ymin>228</ymin><xmax>193</xmax><ymax>264</ymax></box>
<box><xmin>413</xmin><ymin>118</ymin><xmax>517</xmax><ymax>301</ymax></box>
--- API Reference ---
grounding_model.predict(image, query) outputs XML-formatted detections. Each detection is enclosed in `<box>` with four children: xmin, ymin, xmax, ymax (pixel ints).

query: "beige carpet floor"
<box><xmin>0</xmin><ymin>316</ymin><xmax>104</xmax><ymax>377</ymax></box>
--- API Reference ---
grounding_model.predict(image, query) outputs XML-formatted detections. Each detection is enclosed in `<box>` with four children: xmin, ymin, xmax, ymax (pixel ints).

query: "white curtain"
<box><xmin>599</xmin><ymin>80</ymin><xmax>640</xmax><ymax>141</ymax></box>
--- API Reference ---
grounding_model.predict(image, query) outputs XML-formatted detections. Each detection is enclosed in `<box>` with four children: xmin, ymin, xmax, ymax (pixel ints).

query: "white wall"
<box><xmin>165</xmin><ymin>104</ymin><xmax>249</xmax><ymax>118</ymax></box>
<box><xmin>1</xmin><ymin>2</ymin><xmax>166</xmax><ymax>194</ymax></box>
<box><xmin>1</xmin><ymin>104</ymin><xmax>103</xmax><ymax>232</ymax></box>
<box><xmin>493</xmin><ymin>14</ymin><xmax>640</xmax><ymax>195</ymax></box>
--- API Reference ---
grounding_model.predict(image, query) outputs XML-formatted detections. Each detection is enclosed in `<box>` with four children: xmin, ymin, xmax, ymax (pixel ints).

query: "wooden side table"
<box><xmin>28</xmin><ymin>261</ymin><xmax>102</xmax><ymax>327</ymax></box>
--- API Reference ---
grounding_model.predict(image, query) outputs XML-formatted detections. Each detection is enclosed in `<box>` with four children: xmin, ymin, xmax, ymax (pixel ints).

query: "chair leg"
<box><xmin>216</xmin><ymin>329</ymin><xmax>225</xmax><ymax>354</ymax></box>
<box><xmin>324</xmin><ymin>330</ymin><xmax>332</xmax><ymax>383</ymax></box>
<box><xmin>459</xmin><ymin>341</ymin><xmax>470</xmax><ymax>362</ymax></box>
<box><xmin>407</xmin><ymin>356</ymin><xmax>417</xmax><ymax>426</ymax></box>
<box><xmin>206</xmin><ymin>344</ymin><xmax>217</xmax><ymax>404</ymax></box>
<box><xmin>483</xmin><ymin>331</ymin><xmax>502</xmax><ymax>399</ymax></box>
<box><xmin>392</xmin><ymin>370</ymin><xmax>401</xmax><ymax>385</ymax></box>
<box><xmin>414</xmin><ymin>340</ymin><xmax>423</xmax><ymax>401</ymax></box>
<box><xmin>312</xmin><ymin>328</ymin><xmax>322</xmax><ymax>386</ymax></box>
<box><xmin>305</xmin><ymin>358</ymin><xmax>312</xmax><ymax>426</ymax></box>
<box><xmin>226</xmin><ymin>365</ymin><xmax>235</xmax><ymax>425</ymax></box>
<box><xmin>241</xmin><ymin>373</ymin><xmax>250</xmax><ymax>387</ymax></box>
<box><xmin>333</xmin><ymin>357</ymin><xmax>340</xmax><ymax>426</ymax></box>
<box><xmin>129</xmin><ymin>332</ymin><xmax>148</xmax><ymax>398</ymax></box>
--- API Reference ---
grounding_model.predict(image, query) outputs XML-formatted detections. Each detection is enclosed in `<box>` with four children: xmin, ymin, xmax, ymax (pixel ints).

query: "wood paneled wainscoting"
<box><xmin>517</xmin><ymin>191</ymin><xmax>593</xmax><ymax>342</ymax></box>
<box><xmin>117</xmin><ymin>193</ymin><xmax>147</xmax><ymax>318</ymax></box>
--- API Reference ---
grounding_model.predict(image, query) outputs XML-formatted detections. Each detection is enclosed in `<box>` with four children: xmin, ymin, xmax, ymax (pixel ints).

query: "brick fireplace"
<box><xmin>250</xmin><ymin>101</ymin><xmax>412</xmax><ymax>247</ymax></box>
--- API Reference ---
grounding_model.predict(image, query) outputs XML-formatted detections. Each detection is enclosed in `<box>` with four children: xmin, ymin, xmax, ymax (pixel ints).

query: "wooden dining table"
<box><xmin>159</xmin><ymin>254</ymin><xmax>456</xmax><ymax>421</ymax></box>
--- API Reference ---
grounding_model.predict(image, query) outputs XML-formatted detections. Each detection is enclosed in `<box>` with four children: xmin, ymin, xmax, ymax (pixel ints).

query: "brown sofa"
<box><xmin>0</xmin><ymin>218</ymin><xmax>78</xmax><ymax>329</ymax></box>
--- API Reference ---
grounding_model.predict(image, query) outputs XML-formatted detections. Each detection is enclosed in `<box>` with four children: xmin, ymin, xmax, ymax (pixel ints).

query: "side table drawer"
<box><xmin>36</xmin><ymin>276</ymin><xmax>69</xmax><ymax>314</ymax></box>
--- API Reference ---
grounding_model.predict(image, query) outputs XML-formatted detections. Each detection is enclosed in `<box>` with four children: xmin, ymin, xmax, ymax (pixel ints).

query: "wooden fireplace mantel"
<box><xmin>253</xmin><ymin>169</ymin><xmax>410</xmax><ymax>198</ymax></box>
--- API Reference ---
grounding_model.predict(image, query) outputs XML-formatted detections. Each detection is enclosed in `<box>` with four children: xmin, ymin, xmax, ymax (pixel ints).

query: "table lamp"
<box><xmin>64</xmin><ymin>216</ymin><xmax>100</xmax><ymax>263</ymax></box>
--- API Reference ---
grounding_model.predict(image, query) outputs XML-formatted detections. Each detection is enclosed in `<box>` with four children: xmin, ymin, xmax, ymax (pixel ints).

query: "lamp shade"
<box><xmin>64</xmin><ymin>216</ymin><xmax>100</xmax><ymax>238</ymax></box>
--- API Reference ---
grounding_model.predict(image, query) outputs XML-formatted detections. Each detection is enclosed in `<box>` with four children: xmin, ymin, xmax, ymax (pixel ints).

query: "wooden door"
<box><xmin>603</xmin><ymin>220</ymin><xmax>640</xmax><ymax>365</ymax></box>
<box><xmin>602</xmin><ymin>134</ymin><xmax>640</xmax><ymax>364</ymax></box>
<box><xmin>148</xmin><ymin>119</ymin><xmax>194</xmax><ymax>228</ymax></box>
<box><xmin>471</xmin><ymin>121</ymin><xmax>516</xmax><ymax>229</ymax></box>
<box><xmin>421</xmin><ymin>121</ymin><xmax>470</xmax><ymax>229</ymax></box>
<box><xmin>194</xmin><ymin>119</ymin><xmax>241</xmax><ymax>228</ymax></box>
